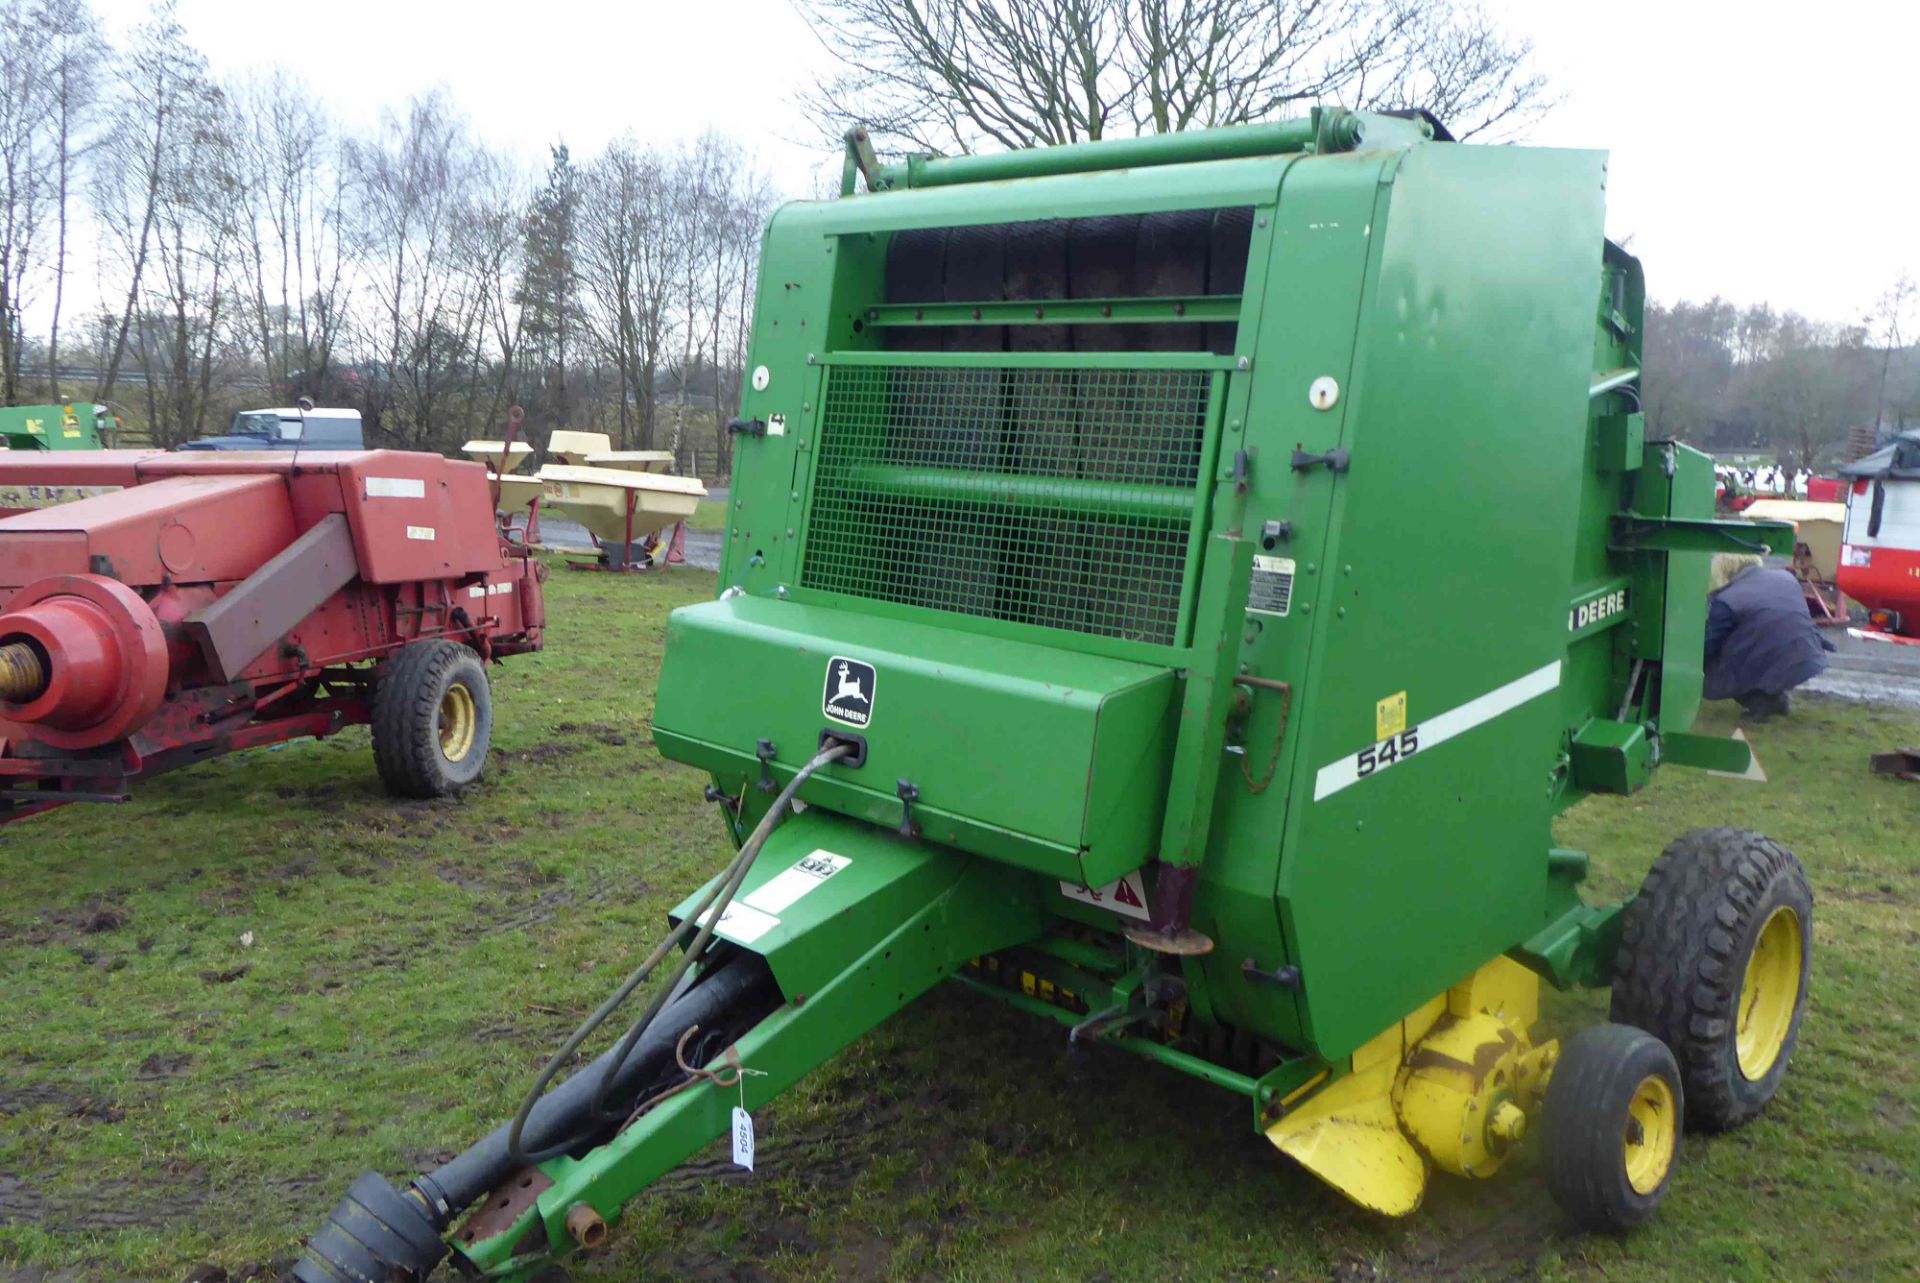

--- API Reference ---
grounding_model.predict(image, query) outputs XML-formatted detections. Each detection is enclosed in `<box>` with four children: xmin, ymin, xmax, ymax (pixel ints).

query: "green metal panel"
<box><xmin>652</xmin><ymin>596</ymin><xmax>1177</xmax><ymax>884</ymax></box>
<box><xmin>1269</xmin><ymin>141</ymin><xmax>1610</xmax><ymax>1057</ymax></box>
<box><xmin>1569</xmin><ymin>718</ymin><xmax>1653</xmax><ymax>794</ymax></box>
<box><xmin>0</xmin><ymin>403</ymin><xmax>105</xmax><ymax>450</ymax></box>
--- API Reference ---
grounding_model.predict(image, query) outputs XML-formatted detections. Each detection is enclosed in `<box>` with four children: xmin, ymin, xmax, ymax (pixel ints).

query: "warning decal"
<box><xmin>1247</xmin><ymin>555</ymin><xmax>1296</xmax><ymax>617</ymax></box>
<box><xmin>1058</xmin><ymin>871</ymin><xmax>1153</xmax><ymax>922</ymax></box>
<box><xmin>744</xmin><ymin>849</ymin><xmax>851</xmax><ymax>915</ymax></box>
<box><xmin>697</xmin><ymin>900</ymin><xmax>780</xmax><ymax>945</ymax></box>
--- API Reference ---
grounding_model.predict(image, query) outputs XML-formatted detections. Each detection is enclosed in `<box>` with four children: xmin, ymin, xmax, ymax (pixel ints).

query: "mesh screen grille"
<box><xmin>801</xmin><ymin>364</ymin><xmax>1213</xmax><ymax>646</ymax></box>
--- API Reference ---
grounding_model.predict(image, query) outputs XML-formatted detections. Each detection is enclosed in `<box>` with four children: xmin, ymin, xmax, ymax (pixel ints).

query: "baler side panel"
<box><xmin>719</xmin><ymin>205</ymin><xmax>849</xmax><ymax>596</ymax></box>
<box><xmin>1554</xmin><ymin>242</ymin><xmax>1646</xmax><ymax>806</ymax></box>
<box><xmin>0</xmin><ymin>474</ymin><xmax>296</xmax><ymax>589</ymax></box>
<box><xmin>1188</xmin><ymin>156</ymin><xmax>1388</xmax><ymax>1040</ymax></box>
<box><xmin>338</xmin><ymin>453</ymin><xmax>503</xmax><ymax>584</ymax></box>
<box><xmin>1274</xmin><ymin>143</ymin><xmax>1611</xmax><ymax>1059</ymax></box>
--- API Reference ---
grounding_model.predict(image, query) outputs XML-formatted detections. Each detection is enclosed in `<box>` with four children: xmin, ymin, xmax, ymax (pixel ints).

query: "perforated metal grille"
<box><xmin>801</xmin><ymin>364</ymin><xmax>1214</xmax><ymax>646</ymax></box>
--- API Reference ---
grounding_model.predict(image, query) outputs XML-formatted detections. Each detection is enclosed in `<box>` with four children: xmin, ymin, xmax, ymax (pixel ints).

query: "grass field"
<box><xmin>1</xmin><ymin>564</ymin><xmax>1915</xmax><ymax>1283</ymax></box>
<box><xmin>684</xmin><ymin>499</ymin><xmax>730</xmax><ymax>534</ymax></box>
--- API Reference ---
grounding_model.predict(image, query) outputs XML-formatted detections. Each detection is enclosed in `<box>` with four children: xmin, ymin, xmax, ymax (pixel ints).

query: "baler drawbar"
<box><xmin>296</xmin><ymin>107</ymin><xmax>1810</xmax><ymax>1281</ymax></box>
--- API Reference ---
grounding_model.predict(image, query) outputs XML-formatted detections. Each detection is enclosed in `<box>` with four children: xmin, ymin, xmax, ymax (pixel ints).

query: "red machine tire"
<box><xmin>0</xmin><ymin>574</ymin><xmax>168</xmax><ymax>750</ymax></box>
<box><xmin>371</xmin><ymin>640</ymin><xmax>493</xmax><ymax>798</ymax></box>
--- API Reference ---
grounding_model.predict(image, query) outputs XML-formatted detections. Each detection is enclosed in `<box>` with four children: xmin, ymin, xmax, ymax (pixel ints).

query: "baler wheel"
<box><xmin>372</xmin><ymin>640</ymin><xmax>494</xmax><ymax>799</ymax></box>
<box><xmin>1608</xmin><ymin>828</ymin><xmax>1812</xmax><ymax>1131</ymax></box>
<box><xmin>1542</xmin><ymin>1023</ymin><xmax>1683</xmax><ymax>1232</ymax></box>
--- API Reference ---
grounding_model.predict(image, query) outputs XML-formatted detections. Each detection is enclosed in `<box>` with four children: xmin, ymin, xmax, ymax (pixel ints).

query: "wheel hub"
<box><xmin>439</xmin><ymin>684</ymin><xmax>478</xmax><ymax>762</ymax></box>
<box><xmin>1735</xmin><ymin>905</ymin><xmax>1803</xmax><ymax>1080</ymax></box>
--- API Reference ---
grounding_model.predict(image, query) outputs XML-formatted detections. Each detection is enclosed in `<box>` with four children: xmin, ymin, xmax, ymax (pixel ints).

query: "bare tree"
<box><xmin>797</xmin><ymin>0</ymin><xmax>1549</xmax><ymax>155</ymax></box>
<box><xmin>129</xmin><ymin>71</ymin><xmax>243</xmax><ymax>444</ymax></box>
<box><xmin>344</xmin><ymin>92</ymin><xmax>513</xmax><ymax>451</ymax></box>
<box><xmin>0</xmin><ymin>0</ymin><xmax>51</xmax><ymax>403</ymax></box>
<box><xmin>232</xmin><ymin>75</ymin><xmax>347</xmax><ymax>403</ymax></box>
<box><xmin>580</xmin><ymin>137</ymin><xmax>679</xmax><ymax>448</ymax></box>
<box><xmin>1870</xmin><ymin>273</ymin><xmax>1916</xmax><ymax>440</ymax></box>
<box><xmin>33</xmin><ymin>0</ymin><xmax>105</xmax><ymax>399</ymax></box>
<box><xmin>92</xmin><ymin>2</ymin><xmax>204</xmax><ymax>404</ymax></box>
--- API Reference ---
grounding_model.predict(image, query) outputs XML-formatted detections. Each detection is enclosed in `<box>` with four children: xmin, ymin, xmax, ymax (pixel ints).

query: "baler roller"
<box><xmin>882</xmin><ymin>208</ymin><xmax>1252</xmax><ymax>355</ymax></box>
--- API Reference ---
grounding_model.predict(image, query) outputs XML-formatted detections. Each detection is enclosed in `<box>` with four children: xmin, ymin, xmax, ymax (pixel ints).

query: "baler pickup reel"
<box><xmin>298</xmin><ymin>108</ymin><xmax>1808</xmax><ymax>1280</ymax></box>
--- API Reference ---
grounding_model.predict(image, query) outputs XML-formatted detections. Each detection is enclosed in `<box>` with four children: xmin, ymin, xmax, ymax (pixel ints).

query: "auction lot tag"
<box><xmin>731</xmin><ymin>1106</ymin><xmax>755</xmax><ymax>1171</ymax></box>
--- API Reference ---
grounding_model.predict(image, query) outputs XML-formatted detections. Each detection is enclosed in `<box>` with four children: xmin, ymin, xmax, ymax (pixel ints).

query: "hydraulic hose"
<box><xmin>505</xmin><ymin>739</ymin><xmax>849</xmax><ymax>1165</ymax></box>
<box><xmin>293</xmin><ymin>742</ymin><xmax>849</xmax><ymax>1283</ymax></box>
<box><xmin>416</xmin><ymin>953</ymin><xmax>778</xmax><ymax>1214</ymax></box>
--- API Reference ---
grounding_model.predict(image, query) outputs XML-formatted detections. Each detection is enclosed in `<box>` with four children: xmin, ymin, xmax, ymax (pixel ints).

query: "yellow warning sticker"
<box><xmin>1376</xmin><ymin>690</ymin><xmax>1407</xmax><ymax>740</ymax></box>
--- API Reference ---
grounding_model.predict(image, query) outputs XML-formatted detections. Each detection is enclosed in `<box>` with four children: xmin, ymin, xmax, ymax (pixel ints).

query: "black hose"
<box><xmin>413</xmin><ymin>953</ymin><xmax>779</xmax><ymax>1216</ymax></box>
<box><xmin>494</xmin><ymin>742</ymin><xmax>848</xmax><ymax>1166</ymax></box>
<box><xmin>291</xmin><ymin>958</ymin><xmax>778</xmax><ymax>1283</ymax></box>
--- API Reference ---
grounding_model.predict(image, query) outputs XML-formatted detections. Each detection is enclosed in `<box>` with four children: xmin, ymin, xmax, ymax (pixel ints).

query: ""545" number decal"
<box><xmin>1356</xmin><ymin>728</ymin><xmax>1420</xmax><ymax>778</ymax></box>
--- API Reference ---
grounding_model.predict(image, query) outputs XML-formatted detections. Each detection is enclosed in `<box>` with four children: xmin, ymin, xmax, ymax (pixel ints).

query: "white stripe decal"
<box><xmin>1313</xmin><ymin>660</ymin><xmax>1562</xmax><ymax>802</ymax></box>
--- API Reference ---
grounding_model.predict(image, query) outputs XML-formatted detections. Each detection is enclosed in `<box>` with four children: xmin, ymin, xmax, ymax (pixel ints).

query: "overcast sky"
<box><xmin>88</xmin><ymin>0</ymin><xmax>1918</xmax><ymax>326</ymax></box>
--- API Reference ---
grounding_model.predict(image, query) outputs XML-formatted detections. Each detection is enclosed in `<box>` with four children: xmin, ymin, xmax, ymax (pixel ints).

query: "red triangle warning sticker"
<box><xmin>1058</xmin><ymin>871</ymin><xmax>1153</xmax><ymax>922</ymax></box>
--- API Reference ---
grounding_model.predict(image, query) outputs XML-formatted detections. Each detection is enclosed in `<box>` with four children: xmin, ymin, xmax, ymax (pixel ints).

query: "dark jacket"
<box><xmin>1704</xmin><ymin>567</ymin><xmax>1831</xmax><ymax>700</ymax></box>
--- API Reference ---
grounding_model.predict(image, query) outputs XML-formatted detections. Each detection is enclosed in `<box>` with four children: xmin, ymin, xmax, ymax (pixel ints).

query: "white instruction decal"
<box><xmin>731</xmin><ymin>1106</ymin><xmax>755</xmax><ymax>1170</ymax></box>
<box><xmin>1058</xmin><ymin>871</ymin><xmax>1152</xmax><ymax>923</ymax></box>
<box><xmin>406</xmin><ymin>525</ymin><xmax>436</xmax><ymax>541</ymax></box>
<box><xmin>366</xmin><ymin>476</ymin><xmax>426</xmax><ymax>498</ymax></box>
<box><xmin>1247</xmin><ymin>555</ymin><xmax>1296</xmax><ymax>617</ymax></box>
<box><xmin>744</xmin><ymin>850</ymin><xmax>851</xmax><ymax>915</ymax></box>
<box><xmin>698</xmin><ymin>900</ymin><xmax>780</xmax><ymax>945</ymax></box>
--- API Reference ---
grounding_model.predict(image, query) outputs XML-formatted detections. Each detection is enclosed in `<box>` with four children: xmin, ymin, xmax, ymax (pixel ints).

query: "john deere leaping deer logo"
<box><xmin>822</xmin><ymin>656</ymin><xmax>876</xmax><ymax>728</ymax></box>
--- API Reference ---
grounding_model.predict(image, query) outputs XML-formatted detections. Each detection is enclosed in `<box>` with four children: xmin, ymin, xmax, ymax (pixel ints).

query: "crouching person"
<box><xmin>1704</xmin><ymin>553</ymin><xmax>1834</xmax><ymax>719</ymax></box>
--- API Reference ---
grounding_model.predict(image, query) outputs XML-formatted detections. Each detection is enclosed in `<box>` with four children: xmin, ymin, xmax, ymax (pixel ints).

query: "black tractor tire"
<box><xmin>1543</xmin><ymin>1022</ymin><xmax>1684</xmax><ymax>1232</ymax></box>
<box><xmin>371</xmin><ymin>640</ymin><xmax>493</xmax><ymax>799</ymax></box>
<box><xmin>1609</xmin><ymin>827</ymin><xmax>1812</xmax><ymax>1132</ymax></box>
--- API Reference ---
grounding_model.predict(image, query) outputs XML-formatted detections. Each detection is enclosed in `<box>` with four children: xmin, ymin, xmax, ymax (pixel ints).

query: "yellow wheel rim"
<box><xmin>1623</xmin><ymin>1073</ymin><xmax>1677</xmax><ymax>1195</ymax></box>
<box><xmin>1736</xmin><ymin>905</ymin><xmax>1804</xmax><ymax>1080</ymax></box>
<box><xmin>438</xmin><ymin>683</ymin><xmax>478</xmax><ymax>763</ymax></box>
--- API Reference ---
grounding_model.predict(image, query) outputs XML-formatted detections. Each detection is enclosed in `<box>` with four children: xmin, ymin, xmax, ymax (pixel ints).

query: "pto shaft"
<box><xmin>0</xmin><ymin>641</ymin><xmax>46</xmax><ymax>702</ymax></box>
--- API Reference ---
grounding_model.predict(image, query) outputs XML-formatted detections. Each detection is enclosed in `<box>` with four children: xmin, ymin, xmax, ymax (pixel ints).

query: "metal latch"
<box><xmin>727</xmin><ymin>417</ymin><xmax>767</xmax><ymax>438</ymax></box>
<box><xmin>1290</xmin><ymin>446</ymin><xmax>1349</xmax><ymax>473</ymax></box>
<box><xmin>895</xmin><ymin>779</ymin><xmax>920</xmax><ymax>836</ymax></box>
<box><xmin>755</xmin><ymin>739</ymin><xmax>778</xmax><ymax>792</ymax></box>
<box><xmin>1241</xmin><ymin>958</ymin><xmax>1303</xmax><ymax>990</ymax></box>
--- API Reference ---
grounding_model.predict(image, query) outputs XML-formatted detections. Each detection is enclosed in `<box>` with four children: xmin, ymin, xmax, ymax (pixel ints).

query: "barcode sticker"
<box><xmin>1248</xmin><ymin>555</ymin><xmax>1296</xmax><ymax>617</ymax></box>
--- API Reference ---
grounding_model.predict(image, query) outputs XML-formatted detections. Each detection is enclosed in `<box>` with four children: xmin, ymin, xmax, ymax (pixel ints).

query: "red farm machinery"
<box><xmin>0</xmin><ymin>449</ymin><xmax>545</xmax><ymax>823</ymax></box>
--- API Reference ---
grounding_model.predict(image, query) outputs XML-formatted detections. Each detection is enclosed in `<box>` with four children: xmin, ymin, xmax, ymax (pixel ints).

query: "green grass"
<box><xmin>1</xmin><ymin>566</ymin><xmax>1915</xmax><ymax>1282</ymax></box>
<box><xmin>685</xmin><ymin>499</ymin><xmax>729</xmax><ymax>533</ymax></box>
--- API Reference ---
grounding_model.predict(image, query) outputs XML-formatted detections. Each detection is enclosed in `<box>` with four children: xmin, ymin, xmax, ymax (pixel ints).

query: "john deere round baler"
<box><xmin>296</xmin><ymin>109</ymin><xmax>1809</xmax><ymax>1282</ymax></box>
